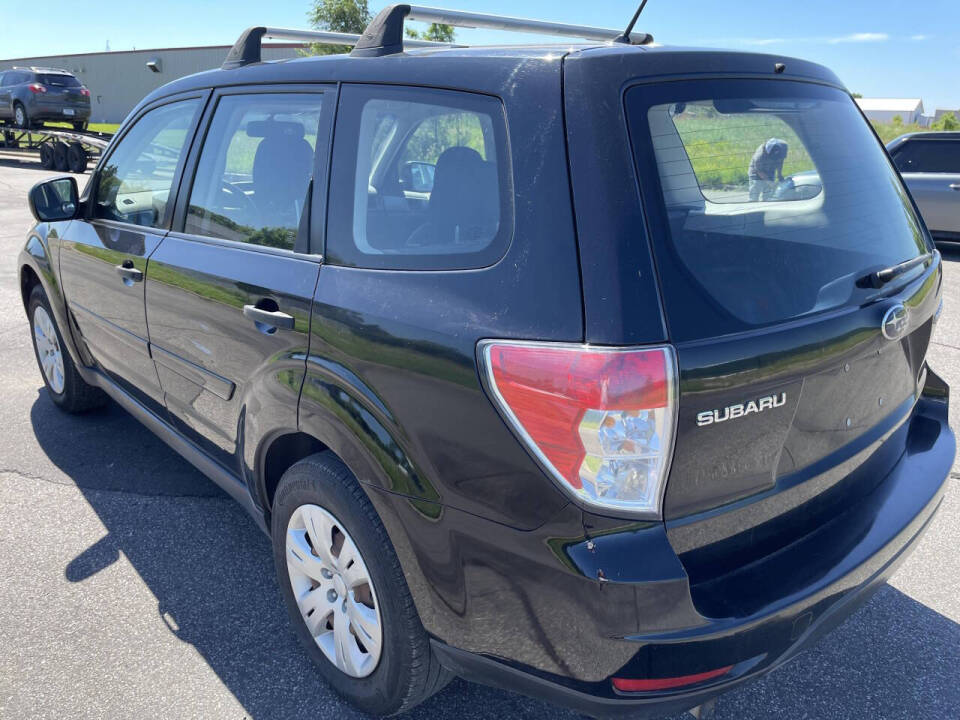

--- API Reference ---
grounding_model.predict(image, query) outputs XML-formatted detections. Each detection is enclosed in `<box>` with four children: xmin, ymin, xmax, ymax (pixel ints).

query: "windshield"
<box><xmin>39</xmin><ymin>74</ymin><xmax>81</xmax><ymax>87</ymax></box>
<box><xmin>627</xmin><ymin>80</ymin><xmax>929</xmax><ymax>341</ymax></box>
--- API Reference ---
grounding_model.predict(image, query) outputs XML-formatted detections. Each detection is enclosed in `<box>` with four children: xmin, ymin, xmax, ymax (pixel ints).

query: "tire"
<box><xmin>27</xmin><ymin>283</ymin><xmax>106</xmax><ymax>413</ymax></box>
<box><xmin>52</xmin><ymin>142</ymin><xmax>69</xmax><ymax>172</ymax></box>
<box><xmin>272</xmin><ymin>452</ymin><xmax>452</xmax><ymax>716</ymax></box>
<box><xmin>38</xmin><ymin>143</ymin><xmax>55</xmax><ymax>169</ymax></box>
<box><xmin>72</xmin><ymin>121</ymin><xmax>88</xmax><ymax>132</ymax></box>
<box><xmin>14</xmin><ymin>102</ymin><xmax>28</xmax><ymax>128</ymax></box>
<box><xmin>67</xmin><ymin>142</ymin><xmax>87</xmax><ymax>173</ymax></box>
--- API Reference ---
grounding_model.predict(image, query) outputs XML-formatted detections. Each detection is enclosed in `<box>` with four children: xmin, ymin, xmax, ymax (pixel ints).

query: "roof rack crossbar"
<box><xmin>221</xmin><ymin>25</ymin><xmax>457</xmax><ymax>69</ymax></box>
<box><xmin>352</xmin><ymin>4</ymin><xmax>652</xmax><ymax>57</ymax></box>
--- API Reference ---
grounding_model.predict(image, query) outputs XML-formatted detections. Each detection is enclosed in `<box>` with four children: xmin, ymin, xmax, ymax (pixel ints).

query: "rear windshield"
<box><xmin>626</xmin><ymin>80</ymin><xmax>929</xmax><ymax>341</ymax></box>
<box><xmin>39</xmin><ymin>73</ymin><xmax>81</xmax><ymax>87</ymax></box>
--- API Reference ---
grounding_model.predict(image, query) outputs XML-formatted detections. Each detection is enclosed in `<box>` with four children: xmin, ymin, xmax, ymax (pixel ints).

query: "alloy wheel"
<box><xmin>33</xmin><ymin>305</ymin><xmax>65</xmax><ymax>394</ymax></box>
<box><xmin>286</xmin><ymin>503</ymin><xmax>383</xmax><ymax>678</ymax></box>
<box><xmin>15</xmin><ymin>105</ymin><xmax>26</xmax><ymax>127</ymax></box>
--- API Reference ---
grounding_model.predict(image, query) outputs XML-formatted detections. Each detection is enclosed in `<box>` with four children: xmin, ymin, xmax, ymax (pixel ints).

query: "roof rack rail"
<box><xmin>352</xmin><ymin>4</ymin><xmax>653</xmax><ymax>57</ymax></box>
<box><xmin>221</xmin><ymin>26</ymin><xmax>458</xmax><ymax>69</ymax></box>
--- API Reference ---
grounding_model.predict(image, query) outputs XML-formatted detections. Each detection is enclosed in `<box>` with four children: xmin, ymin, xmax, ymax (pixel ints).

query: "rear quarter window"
<box><xmin>326</xmin><ymin>85</ymin><xmax>512</xmax><ymax>270</ymax></box>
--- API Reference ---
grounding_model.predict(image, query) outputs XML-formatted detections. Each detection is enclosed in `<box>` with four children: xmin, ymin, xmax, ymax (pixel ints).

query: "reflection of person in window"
<box><xmin>748</xmin><ymin>138</ymin><xmax>788</xmax><ymax>201</ymax></box>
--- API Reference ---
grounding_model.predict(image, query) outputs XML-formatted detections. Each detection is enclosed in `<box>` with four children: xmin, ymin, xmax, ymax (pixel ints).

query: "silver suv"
<box><xmin>889</xmin><ymin>131</ymin><xmax>960</xmax><ymax>244</ymax></box>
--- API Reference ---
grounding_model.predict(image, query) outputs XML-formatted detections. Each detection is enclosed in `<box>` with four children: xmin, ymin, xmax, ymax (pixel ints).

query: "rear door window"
<box><xmin>892</xmin><ymin>139</ymin><xmax>960</xmax><ymax>174</ymax></box>
<box><xmin>326</xmin><ymin>85</ymin><xmax>511</xmax><ymax>270</ymax></box>
<box><xmin>184</xmin><ymin>93</ymin><xmax>324</xmax><ymax>251</ymax></box>
<box><xmin>627</xmin><ymin>80</ymin><xmax>929</xmax><ymax>341</ymax></box>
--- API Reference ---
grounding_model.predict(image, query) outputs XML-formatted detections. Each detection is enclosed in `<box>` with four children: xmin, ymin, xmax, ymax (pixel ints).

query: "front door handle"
<box><xmin>243</xmin><ymin>304</ymin><xmax>296</xmax><ymax>331</ymax></box>
<box><xmin>949</xmin><ymin>183</ymin><xmax>960</xmax><ymax>191</ymax></box>
<box><xmin>115</xmin><ymin>262</ymin><xmax>143</xmax><ymax>283</ymax></box>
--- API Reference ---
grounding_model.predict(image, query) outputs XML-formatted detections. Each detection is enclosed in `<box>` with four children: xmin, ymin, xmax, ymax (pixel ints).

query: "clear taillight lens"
<box><xmin>479</xmin><ymin>341</ymin><xmax>677</xmax><ymax>518</ymax></box>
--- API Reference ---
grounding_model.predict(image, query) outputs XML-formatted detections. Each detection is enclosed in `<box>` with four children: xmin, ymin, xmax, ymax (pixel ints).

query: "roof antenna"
<box><xmin>613</xmin><ymin>0</ymin><xmax>650</xmax><ymax>44</ymax></box>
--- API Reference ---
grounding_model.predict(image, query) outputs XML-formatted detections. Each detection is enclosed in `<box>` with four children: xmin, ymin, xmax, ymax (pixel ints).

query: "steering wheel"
<box><xmin>218</xmin><ymin>180</ymin><xmax>258</xmax><ymax>220</ymax></box>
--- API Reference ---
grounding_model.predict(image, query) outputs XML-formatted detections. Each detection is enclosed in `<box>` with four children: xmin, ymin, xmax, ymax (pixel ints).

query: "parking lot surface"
<box><xmin>1</xmin><ymin>152</ymin><xmax>958</xmax><ymax>719</ymax></box>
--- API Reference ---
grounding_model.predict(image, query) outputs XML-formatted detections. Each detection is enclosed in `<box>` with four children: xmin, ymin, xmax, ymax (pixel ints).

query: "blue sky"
<box><xmin>2</xmin><ymin>0</ymin><xmax>958</xmax><ymax>111</ymax></box>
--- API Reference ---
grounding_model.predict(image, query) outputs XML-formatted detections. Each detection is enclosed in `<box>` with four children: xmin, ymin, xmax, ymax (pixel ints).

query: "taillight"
<box><xmin>28</xmin><ymin>83</ymin><xmax>46</xmax><ymax>94</ymax></box>
<box><xmin>479</xmin><ymin>341</ymin><xmax>677</xmax><ymax>517</ymax></box>
<box><xmin>80</xmin><ymin>87</ymin><xmax>90</xmax><ymax>97</ymax></box>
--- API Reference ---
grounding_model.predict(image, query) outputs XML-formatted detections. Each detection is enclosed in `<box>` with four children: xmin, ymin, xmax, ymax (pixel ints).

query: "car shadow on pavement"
<box><xmin>31</xmin><ymin>391</ymin><xmax>960</xmax><ymax>720</ymax></box>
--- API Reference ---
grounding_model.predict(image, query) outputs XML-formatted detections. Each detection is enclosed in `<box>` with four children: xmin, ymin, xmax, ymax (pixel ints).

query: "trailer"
<box><xmin>0</xmin><ymin>124</ymin><xmax>112</xmax><ymax>173</ymax></box>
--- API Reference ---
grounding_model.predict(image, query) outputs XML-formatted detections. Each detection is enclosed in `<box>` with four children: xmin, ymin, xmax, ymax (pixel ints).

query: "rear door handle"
<box><xmin>949</xmin><ymin>183</ymin><xmax>960</xmax><ymax>191</ymax></box>
<box><xmin>115</xmin><ymin>262</ymin><xmax>143</xmax><ymax>283</ymax></box>
<box><xmin>243</xmin><ymin>304</ymin><xmax>296</xmax><ymax>331</ymax></box>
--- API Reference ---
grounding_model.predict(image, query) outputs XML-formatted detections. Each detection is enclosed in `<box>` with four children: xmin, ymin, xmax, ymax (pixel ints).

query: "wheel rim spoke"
<box><xmin>348</xmin><ymin>596</ymin><xmax>381</xmax><ymax>652</ymax></box>
<box><xmin>286</xmin><ymin>529</ymin><xmax>328</xmax><ymax>582</ymax></box>
<box><xmin>286</xmin><ymin>503</ymin><xmax>382</xmax><ymax>678</ymax></box>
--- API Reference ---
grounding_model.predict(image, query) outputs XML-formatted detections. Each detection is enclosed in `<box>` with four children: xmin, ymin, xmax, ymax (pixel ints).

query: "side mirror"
<box><xmin>400</xmin><ymin>161</ymin><xmax>436</xmax><ymax>193</ymax></box>
<box><xmin>29</xmin><ymin>176</ymin><xmax>79</xmax><ymax>223</ymax></box>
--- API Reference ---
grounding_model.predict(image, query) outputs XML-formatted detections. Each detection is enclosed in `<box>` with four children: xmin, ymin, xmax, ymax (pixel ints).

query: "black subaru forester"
<box><xmin>18</xmin><ymin>5</ymin><xmax>954</xmax><ymax>718</ymax></box>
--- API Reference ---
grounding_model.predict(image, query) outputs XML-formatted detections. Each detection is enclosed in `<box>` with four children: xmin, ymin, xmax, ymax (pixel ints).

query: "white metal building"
<box><xmin>855</xmin><ymin>97</ymin><xmax>925</xmax><ymax>125</ymax></box>
<box><xmin>0</xmin><ymin>44</ymin><xmax>306</xmax><ymax>124</ymax></box>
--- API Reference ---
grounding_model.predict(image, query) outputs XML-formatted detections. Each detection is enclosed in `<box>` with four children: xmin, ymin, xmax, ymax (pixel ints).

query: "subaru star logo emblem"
<box><xmin>882</xmin><ymin>304</ymin><xmax>908</xmax><ymax>341</ymax></box>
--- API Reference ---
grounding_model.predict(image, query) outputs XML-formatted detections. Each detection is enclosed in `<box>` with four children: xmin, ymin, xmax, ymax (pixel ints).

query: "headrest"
<box><xmin>246</xmin><ymin>120</ymin><xmax>305</xmax><ymax>139</ymax></box>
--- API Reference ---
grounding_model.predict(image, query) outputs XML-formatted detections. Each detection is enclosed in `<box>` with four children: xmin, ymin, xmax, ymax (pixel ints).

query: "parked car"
<box><xmin>888</xmin><ymin>132</ymin><xmax>960</xmax><ymax>245</ymax></box>
<box><xmin>0</xmin><ymin>66</ymin><xmax>91</xmax><ymax>130</ymax></box>
<box><xmin>18</xmin><ymin>5</ymin><xmax>954</xmax><ymax>718</ymax></box>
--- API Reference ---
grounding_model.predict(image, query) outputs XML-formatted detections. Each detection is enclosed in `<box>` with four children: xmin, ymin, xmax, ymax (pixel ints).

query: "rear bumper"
<box><xmin>26</xmin><ymin>98</ymin><xmax>91</xmax><ymax>122</ymax></box>
<box><xmin>432</xmin><ymin>380</ymin><xmax>954</xmax><ymax>718</ymax></box>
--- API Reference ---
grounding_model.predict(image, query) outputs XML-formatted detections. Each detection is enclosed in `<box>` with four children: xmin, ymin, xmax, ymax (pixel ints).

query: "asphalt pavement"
<box><xmin>0</xmin><ymin>150</ymin><xmax>957</xmax><ymax>719</ymax></box>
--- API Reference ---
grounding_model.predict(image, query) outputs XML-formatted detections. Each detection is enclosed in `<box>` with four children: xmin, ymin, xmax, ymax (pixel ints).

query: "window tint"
<box><xmin>185</xmin><ymin>94</ymin><xmax>323</xmax><ymax>251</ymax></box>
<box><xmin>39</xmin><ymin>74</ymin><xmax>81</xmax><ymax>87</ymax></box>
<box><xmin>94</xmin><ymin>99</ymin><xmax>199</xmax><ymax>229</ymax></box>
<box><xmin>629</xmin><ymin>81</ymin><xmax>927</xmax><ymax>341</ymax></box>
<box><xmin>892</xmin><ymin>139</ymin><xmax>960</xmax><ymax>174</ymax></box>
<box><xmin>327</xmin><ymin>85</ymin><xmax>510</xmax><ymax>270</ymax></box>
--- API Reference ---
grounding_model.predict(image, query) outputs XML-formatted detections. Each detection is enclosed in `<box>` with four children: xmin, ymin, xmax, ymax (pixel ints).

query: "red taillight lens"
<box><xmin>612</xmin><ymin>665</ymin><xmax>733</xmax><ymax>693</ymax></box>
<box><xmin>480</xmin><ymin>341</ymin><xmax>676</xmax><ymax>517</ymax></box>
<box><xmin>28</xmin><ymin>83</ymin><xmax>46</xmax><ymax>94</ymax></box>
<box><xmin>80</xmin><ymin>87</ymin><xmax>90</xmax><ymax>97</ymax></box>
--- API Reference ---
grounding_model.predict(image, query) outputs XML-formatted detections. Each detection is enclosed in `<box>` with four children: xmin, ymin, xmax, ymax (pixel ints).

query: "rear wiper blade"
<box><xmin>860</xmin><ymin>250</ymin><xmax>937</xmax><ymax>289</ymax></box>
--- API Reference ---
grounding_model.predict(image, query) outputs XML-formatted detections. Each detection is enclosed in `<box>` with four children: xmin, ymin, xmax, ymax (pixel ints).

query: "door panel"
<box><xmin>59</xmin><ymin>221</ymin><xmax>165</xmax><ymax>408</ymax></box>
<box><xmin>146</xmin><ymin>238</ymin><xmax>318</xmax><ymax>468</ymax></box>
<box><xmin>902</xmin><ymin>173</ymin><xmax>960</xmax><ymax>234</ymax></box>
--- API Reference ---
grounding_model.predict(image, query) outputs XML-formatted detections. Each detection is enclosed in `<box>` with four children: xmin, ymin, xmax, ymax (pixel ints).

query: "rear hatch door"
<box><xmin>621</xmin><ymin>78</ymin><xmax>942</xmax><ymax>605</ymax></box>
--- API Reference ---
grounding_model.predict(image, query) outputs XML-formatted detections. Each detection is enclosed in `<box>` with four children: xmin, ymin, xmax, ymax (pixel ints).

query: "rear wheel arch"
<box><xmin>259</xmin><ymin>431</ymin><xmax>328</xmax><ymax>511</ymax></box>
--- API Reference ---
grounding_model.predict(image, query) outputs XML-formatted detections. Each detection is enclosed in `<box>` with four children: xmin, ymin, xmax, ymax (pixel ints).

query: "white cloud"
<box><xmin>726</xmin><ymin>32</ymin><xmax>890</xmax><ymax>47</ymax></box>
<box><xmin>909</xmin><ymin>34</ymin><xmax>929</xmax><ymax>41</ymax></box>
<box><xmin>741</xmin><ymin>38</ymin><xmax>788</xmax><ymax>46</ymax></box>
<box><xmin>827</xmin><ymin>32</ymin><xmax>889</xmax><ymax>44</ymax></box>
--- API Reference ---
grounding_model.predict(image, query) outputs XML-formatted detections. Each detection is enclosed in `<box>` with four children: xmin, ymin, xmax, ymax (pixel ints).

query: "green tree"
<box><xmin>851</xmin><ymin>92</ymin><xmax>863</xmax><ymax>99</ymax></box>
<box><xmin>305</xmin><ymin>1</ymin><xmax>455</xmax><ymax>55</ymax></box>
<box><xmin>932</xmin><ymin>112</ymin><xmax>959</xmax><ymax>131</ymax></box>
<box><xmin>406</xmin><ymin>23</ymin><xmax>456</xmax><ymax>43</ymax></box>
<box><xmin>306</xmin><ymin>0</ymin><xmax>370</xmax><ymax>55</ymax></box>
